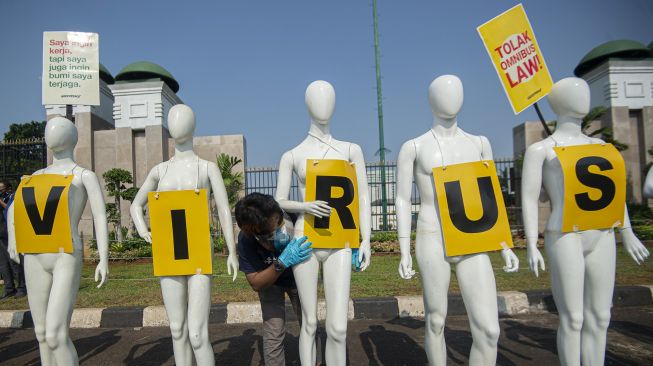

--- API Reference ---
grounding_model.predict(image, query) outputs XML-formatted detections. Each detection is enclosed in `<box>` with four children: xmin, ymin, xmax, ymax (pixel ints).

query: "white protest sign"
<box><xmin>42</xmin><ymin>32</ymin><xmax>99</xmax><ymax>106</ymax></box>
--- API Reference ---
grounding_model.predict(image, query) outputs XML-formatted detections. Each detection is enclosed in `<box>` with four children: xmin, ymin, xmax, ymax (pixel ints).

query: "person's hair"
<box><xmin>235</xmin><ymin>193</ymin><xmax>283</xmax><ymax>234</ymax></box>
<box><xmin>0</xmin><ymin>180</ymin><xmax>9</xmax><ymax>189</ymax></box>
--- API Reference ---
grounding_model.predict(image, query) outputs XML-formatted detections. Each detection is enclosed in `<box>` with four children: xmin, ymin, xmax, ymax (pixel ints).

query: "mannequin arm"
<box><xmin>7</xmin><ymin>202</ymin><xmax>18</xmax><ymax>263</ymax></box>
<box><xmin>275</xmin><ymin>151</ymin><xmax>331</xmax><ymax>217</ymax></box>
<box><xmin>396</xmin><ymin>141</ymin><xmax>416</xmax><ymax>279</ymax></box>
<box><xmin>644</xmin><ymin>166</ymin><xmax>653</xmax><ymax>198</ymax></box>
<box><xmin>83</xmin><ymin>171</ymin><xmax>110</xmax><ymax>288</ymax></box>
<box><xmin>521</xmin><ymin>143</ymin><xmax>546</xmax><ymax>277</ymax></box>
<box><xmin>208</xmin><ymin>162</ymin><xmax>238</xmax><ymax>281</ymax></box>
<box><xmin>130</xmin><ymin>168</ymin><xmax>159</xmax><ymax>243</ymax></box>
<box><xmin>350</xmin><ymin>144</ymin><xmax>371</xmax><ymax>271</ymax></box>
<box><xmin>620</xmin><ymin>205</ymin><xmax>650</xmax><ymax>264</ymax></box>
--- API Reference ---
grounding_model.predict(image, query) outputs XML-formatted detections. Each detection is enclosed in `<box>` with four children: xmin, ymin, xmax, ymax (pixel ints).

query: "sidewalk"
<box><xmin>1</xmin><ymin>285</ymin><xmax>652</xmax><ymax>329</ymax></box>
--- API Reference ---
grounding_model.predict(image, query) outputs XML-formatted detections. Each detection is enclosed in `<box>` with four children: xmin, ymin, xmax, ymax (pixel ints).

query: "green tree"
<box><xmin>216</xmin><ymin>153</ymin><xmax>244</xmax><ymax>208</ymax></box>
<box><xmin>102</xmin><ymin>168</ymin><xmax>134</xmax><ymax>241</ymax></box>
<box><xmin>548</xmin><ymin>106</ymin><xmax>628</xmax><ymax>151</ymax></box>
<box><xmin>3</xmin><ymin>121</ymin><xmax>46</xmax><ymax>141</ymax></box>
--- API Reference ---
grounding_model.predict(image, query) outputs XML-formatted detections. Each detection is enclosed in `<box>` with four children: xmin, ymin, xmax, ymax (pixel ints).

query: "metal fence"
<box><xmin>0</xmin><ymin>138</ymin><xmax>48</xmax><ymax>187</ymax></box>
<box><xmin>245</xmin><ymin>158</ymin><xmax>523</xmax><ymax>233</ymax></box>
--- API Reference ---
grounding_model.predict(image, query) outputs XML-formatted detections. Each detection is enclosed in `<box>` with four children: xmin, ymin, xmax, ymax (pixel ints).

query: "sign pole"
<box><xmin>533</xmin><ymin>102</ymin><xmax>551</xmax><ymax>136</ymax></box>
<box><xmin>65</xmin><ymin>104</ymin><xmax>74</xmax><ymax>122</ymax></box>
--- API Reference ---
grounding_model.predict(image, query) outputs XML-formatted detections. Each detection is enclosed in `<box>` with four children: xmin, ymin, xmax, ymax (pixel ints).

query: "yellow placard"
<box><xmin>477</xmin><ymin>4</ymin><xmax>553</xmax><ymax>114</ymax></box>
<box><xmin>304</xmin><ymin>159</ymin><xmax>360</xmax><ymax>249</ymax></box>
<box><xmin>148</xmin><ymin>189</ymin><xmax>212</xmax><ymax>276</ymax></box>
<box><xmin>433</xmin><ymin>161</ymin><xmax>513</xmax><ymax>257</ymax></box>
<box><xmin>554</xmin><ymin>144</ymin><xmax>626</xmax><ymax>232</ymax></box>
<box><xmin>14</xmin><ymin>174</ymin><xmax>73</xmax><ymax>254</ymax></box>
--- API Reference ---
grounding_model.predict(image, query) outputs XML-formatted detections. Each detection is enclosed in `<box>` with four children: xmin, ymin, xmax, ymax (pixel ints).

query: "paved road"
<box><xmin>1</xmin><ymin>306</ymin><xmax>652</xmax><ymax>365</ymax></box>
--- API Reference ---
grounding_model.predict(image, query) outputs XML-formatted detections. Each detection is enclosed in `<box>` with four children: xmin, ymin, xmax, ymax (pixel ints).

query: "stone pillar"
<box><xmin>145</xmin><ymin>125</ymin><xmax>169</xmax><ymax>173</ymax></box>
<box><xmin>608</xmin><ymin>106</ymin><xmax>643</xmax><ymax>203</ymax></box>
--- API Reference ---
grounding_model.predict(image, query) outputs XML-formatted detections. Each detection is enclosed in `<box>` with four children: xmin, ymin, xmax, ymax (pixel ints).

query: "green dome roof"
<box><xmin>115</xmin><ymin>61</ymin><xmax>179</xmax><ymax>92</ymax></box>
<box><xmin>99</xmin><ymin>63</ymin><xmax>114</xmax><ymax>85</ymax></box>
<box><xmin>574</xmin><ymin>40</ymin><xmax>652</xmax><ymax>76</ymax></box>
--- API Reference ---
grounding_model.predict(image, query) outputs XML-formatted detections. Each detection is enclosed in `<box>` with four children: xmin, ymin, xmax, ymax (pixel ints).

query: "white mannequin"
<box><xmin>643</xmin><ymin>166</ymin><xmax>653</xmax><ymax>198</ymax></box>
<box><xmin>130</xmin><ymin>104</ymin><xmax>238</xmax><ymax>366</ymax></box>
<box><xmin>7</xmin><ymin>116</ymin><xmax>109</xmax><ymax>366</ymax></box>
<box><xmin>396</xmin><ymin>75</ymin><xmax>519</xmax><ymax>366</ymax></box>
<box><xmin>275</xmin><ymin>80</ymin><xmax>371</xmax><ymax>366</ymax></box>
<box><xmin>522</xmin><ymin>77</ymin><xmax>650</xmax><ymax>366</ymax></box>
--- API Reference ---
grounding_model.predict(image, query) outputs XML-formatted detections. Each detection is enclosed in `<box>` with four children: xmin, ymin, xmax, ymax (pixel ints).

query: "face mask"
<box><xmin>273</xmin><ymin>225</ymin><xmax>291</xmax><ymax>252</ymax></box>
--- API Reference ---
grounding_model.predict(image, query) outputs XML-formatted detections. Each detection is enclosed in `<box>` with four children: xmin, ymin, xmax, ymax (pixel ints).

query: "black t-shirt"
<box><xmin>237</xmin><ymin>231</ymin><xmax>296</xmax><ymax>289</ymax></box>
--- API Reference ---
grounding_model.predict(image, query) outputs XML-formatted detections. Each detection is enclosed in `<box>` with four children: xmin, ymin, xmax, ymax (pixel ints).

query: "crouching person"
<box><xmin>235</xmin><ymin>193</ymin><xmax>312</xmax><ymax>366</ymax></box>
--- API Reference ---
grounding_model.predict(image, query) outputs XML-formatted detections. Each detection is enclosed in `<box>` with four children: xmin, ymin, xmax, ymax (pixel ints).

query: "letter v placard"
<box><xmin>14</xmin><ymin>174</ymin><xmax>73</xmax><ymax>253</ymax></box>
<box><xmin>433</xmin><ymin>160</ymin><xmax>513</xmax><ymax>256</ymax></box>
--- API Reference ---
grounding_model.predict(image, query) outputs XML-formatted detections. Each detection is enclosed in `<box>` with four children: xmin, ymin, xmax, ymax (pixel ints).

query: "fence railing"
<box><xmin>246</xmin><ymin>158</ymin><xmax>523</xmax><ymax>233</ymax></box>
<box><xmin>0</xmin><ymin>138</ymin><xmax>48</xmax><ymax>187</ymax></box>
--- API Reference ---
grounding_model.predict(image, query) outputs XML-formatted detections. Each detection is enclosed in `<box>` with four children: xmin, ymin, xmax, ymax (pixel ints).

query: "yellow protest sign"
<box><xmin>304</xmin><ymin>159</ymin><xmax>360</xmax><ymax>249</ymax></box>
<box><xmin>148</xmin><ymin>189</ymin><xmax>212</xmax><ymax>276</ymax></box>
<box><xmin>477</xmin><ymin>3</ymin><xmax>553</xmax><ymax>114</ymax></box>
<box><xmin>554</xmin><ymin>144</ymin><xmax>625</xmax><ymax>232</ymax></box>
<box><xmin>14</xmin><ymin>174</ymin><xmax>73</xmax><ymax>254</ymax></box>
<box><xmin>433</xmin><ymin>161</ymin><xmax>513</xmax><ymax>257</ymax></box>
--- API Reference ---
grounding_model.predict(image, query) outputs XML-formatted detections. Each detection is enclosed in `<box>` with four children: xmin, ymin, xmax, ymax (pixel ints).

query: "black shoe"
<box><xmin>0</xmin><ymin>291</ymin><xmax>16</xmax><ymax>300</ymax></box>
<box><xmin>15</xmin><ymin>291</ymin><xmax>26</xmax><ymax>298</ymax></box>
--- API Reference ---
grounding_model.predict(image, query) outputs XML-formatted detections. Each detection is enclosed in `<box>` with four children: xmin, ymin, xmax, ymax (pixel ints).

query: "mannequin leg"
<box><xmin>581</xmin><ymin>231</ymin><xmax>616</xmax><ymax>366</ymax></box>
<box><xmin>187</xmin><ymin>274</ymin><xmax>214</xmax><ymax>366</ymax></box>
<box><xmin>24</xmin><ymin>254</ymin><xmax>55</xmax><ymax>366</ymax></box>
<box><xmin>545</xmin><ymin>232</ymin><xmax>585</xmax><ymax>366</ymax></box>
<box><xmin>292</xmin><ymin>251</ymin><xmax>320</xmax><ymax>366</ymax></box>
<box><xmin>322</xmin><ymin>248</ymin><xmax>352</xmax><ymax>366</ymax></box>
<box><xmin>415</xmin><ymin>231</ymin><xmax>451</xmax><ymax>366</ymax></box>
<box><xmin>457</xmin><ymin>253</ymin><xmax>500</xmax><ymax>365</ymax></box>
<box><xmin>46</xmin><ymin>251</ymin><xmax>82</xmax><ymax>365</ymax></box>
<box><xmin>160</xmin><ymin>276</ymin><xmax>192</xmax><ymax>366</ymax></box>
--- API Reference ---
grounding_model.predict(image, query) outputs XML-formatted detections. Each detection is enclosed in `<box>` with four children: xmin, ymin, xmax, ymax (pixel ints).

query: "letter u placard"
<box><xmin>14</xmin><ymin>174</ymin><xmax>73</xmax><ymax>253</ymax></box>
<box><xmin>304</xmin><ymin>159</ymin><xmax>360</xmax><ymax>249</ymax></box>
<box><xmin>553</xmin><ymin>144</ymin><xmax>626</xmax><ymax>232</ymax></box>
<box><xmin>433</xmin><ymin>161</ymin><xmax>513</xmax><ymax>257</ymax></box>
<box><xmin>148</xmin><ymin>189</ymin><xmax>212</xmax><ymax>276</ymax></box>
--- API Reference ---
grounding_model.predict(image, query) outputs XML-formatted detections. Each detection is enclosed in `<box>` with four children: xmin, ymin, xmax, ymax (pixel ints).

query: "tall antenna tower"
<box><xmin>372</xmin><ymin>0</ymin><xmax>388</xmax><ymax>231</ymax></box>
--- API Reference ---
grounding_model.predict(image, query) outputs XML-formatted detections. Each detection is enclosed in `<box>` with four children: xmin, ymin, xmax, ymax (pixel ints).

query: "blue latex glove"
<box><xmin>278</xmin><ymin>236</ymin><xmax>313</xmax><ymax>268</ymax></box>
<box><xmin>352</xmin><ymin>248</ymin><xmax>361</xmax><ymax>272</ymax></box>
<box><xmin>273</xmin><ymin>227</ymin><xmax>292</xmax><ymax>252</ymax></box>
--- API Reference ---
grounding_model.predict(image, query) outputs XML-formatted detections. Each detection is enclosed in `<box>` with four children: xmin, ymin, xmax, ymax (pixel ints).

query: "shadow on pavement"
<box><xmin>76</xmin><ymin>329</ymin><xmax>121</xmax><ymax>363</ymax></box>
<box><xmin>213</xmin><ymin>328</ymin><xmax>263</xmax><ymax>365</ymax></box>
<box><xmin>123</xmin><ymin>334</ymin><xmax>174</xmax><ymax>365</ymax></box>
<box><xmin>0</xmin><ymin>329</ymin><xmax>39</xmax><ymax>364</ymax></box>
<box><xmin>360</xmin><ymin>324</ymin><xmax>428</xmax><ymax>365</ymax></box>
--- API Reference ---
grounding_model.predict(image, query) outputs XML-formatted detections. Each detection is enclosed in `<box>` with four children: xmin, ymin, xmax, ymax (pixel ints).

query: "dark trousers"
<box><xmin>258</xmin><ymin>285</ymin><xmax>302</xmax><ymax>366</ymax></box>
<box><xmin>0</xmin><ymin>237</ymin><xmax>25</xmax><ymax>294</ymax></box>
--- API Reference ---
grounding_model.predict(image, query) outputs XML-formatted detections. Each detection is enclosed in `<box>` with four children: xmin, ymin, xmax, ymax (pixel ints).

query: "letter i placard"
<box><xmin>433</xmin><ymin>161</ymin><xmax>513</xmax><ymax>257</ymax></box>
<box><xmin>304</xmin><ymin>159</ymin><xmax>360</xmax><ymax>249</ymax></box>
<box><xmin>553</xmin><ymin>144</ymin><xmax>626</xmax><ymax>232</ymax></box>
<box><xmin>14</xmin><ymin>174</ymin><xmax>73</xmax><ymax>253</ymax></box>
<box><xmin>148</xmin><ymin>190</ymin><xmax>212</xmax><ymax>276</ymax></box>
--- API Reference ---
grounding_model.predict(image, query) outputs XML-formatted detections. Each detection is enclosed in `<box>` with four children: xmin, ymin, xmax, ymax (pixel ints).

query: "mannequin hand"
<box><xmin>501</xmin><ymin>248</ymin><xmax>519</xmax><ymax>273</ymax></box>
<box><xmin>303</xmin><ymin>201</ymin><xmax>331</xmax><ymax>218</ymax></box>
<box><xmin>398</xmin><ymin>253</ymin><xmax>416</xmax><ymax>279</ymax></box>
<box><xmin>227</xmin><ymin>253</ymin><xmax>239</xmax><ymax>281</ymax></box>
<box><xmin>139</xmin><ymin>231</ymin><xmax>152</xmax><ymax>243</ymax></box>
<box><xmin>527</xmin><ymin>246</ymin><xmax>545</xmax><ymax>277</ymax></box>
<box><xmin>8</xmin><ymin>240</ymin><xmax>19</xmax><ymax>264</ymax></box>
<box><xmin>278</xmin><ymin>236</ymin><xmax>312</xmax><ymax>268</ymax></box>
<box><xmin>622</xmin><ymin>230</ymin><xmax>650</xmax><ymax>265</ymax></box>
<box><xmin>95</xmin><ymin>260</ymin><xmax>108</xmax><ymax>288</ymax></box>
<box><xmin>354</xmin><ymin>240</ymin><xmax>371</xmax><ymax>272</ymax></box>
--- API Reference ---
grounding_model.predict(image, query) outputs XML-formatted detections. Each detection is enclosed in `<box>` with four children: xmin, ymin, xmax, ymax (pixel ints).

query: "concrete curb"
<box><xmin>1</xmin><ymin>285</ymin><xmax>652</xmax><ymax>329</ymax></box>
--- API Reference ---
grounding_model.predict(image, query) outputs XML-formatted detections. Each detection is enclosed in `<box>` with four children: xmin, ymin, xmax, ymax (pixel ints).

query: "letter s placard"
<box><xmin>553</xmin><ymin>144</ymin><xmax>626</xmax><ymax>232</ymax></box>
<box><xmin>304</xmin><ymin>159</ymin><xmax>360</xmax><ymax>249</ymax></box>
<box><xmin>433</xmin><ymin>161</ymin><xmax>513</xmax><ymax>257</ymax></box>
<box><xmin>148</xmin><ymin>189</ymin><xmax>212</xmax><ymax>276</ymax></box>
<box><xmin>14</xmin><ymin>174</ymin><xmax>73</xmax><ymax>253</ymax></box>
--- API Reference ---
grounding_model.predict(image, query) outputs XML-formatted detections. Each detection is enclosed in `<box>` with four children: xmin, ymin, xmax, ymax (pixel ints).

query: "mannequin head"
<box><xmin>428</xmin><ymin>75</ymin><xmax>463</xmax><ymax>120</ymax></box>
<box><xmin>44</xmin><ymin>117</ymin><xmax>78</xmax><ymax>153</ymax></box>
<box><xmin>305</xmin><ymin>80</ymin><xmax>335</xmax><ymax>125</ymax></box>
<box><xmin>168</xmin><ymin>104</ymin><xmax>196</xmax><ymax>144</ymax></box>
<box><xmin>547</xmin><ymin>77</ymin><xmax>590</xmax><ymax>119</ymax></box>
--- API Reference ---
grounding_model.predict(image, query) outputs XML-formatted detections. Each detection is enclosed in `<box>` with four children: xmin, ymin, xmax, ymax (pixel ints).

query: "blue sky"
<box><xmin>0</xmin><ymin>1</ymin><xmax>651</xmax><ymax>166</ymax></box>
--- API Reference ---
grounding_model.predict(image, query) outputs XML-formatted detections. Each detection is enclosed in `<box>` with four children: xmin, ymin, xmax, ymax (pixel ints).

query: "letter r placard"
<box><xmin>433</xmin><ymin>161</ymin><xmax>513</xmax><ymax>257</ymax></box>
<box><xmin>14</xmin><ymin>174</ymin><xmax>73</xmax><ymax>253</ymax></box>
<box><xmin>554</xmin><ymin>144</ymin><xmax>626</xmax><ymax>232</ymax></box>
<box><xmin>148</xmin><ymin>189</ymin><xmax>212</xmax><ymax>276</ymax></box>
<box><xmin>304</xmin><ymin>159</ymin><xmax>360</xmax><ymax>249</ymax></box>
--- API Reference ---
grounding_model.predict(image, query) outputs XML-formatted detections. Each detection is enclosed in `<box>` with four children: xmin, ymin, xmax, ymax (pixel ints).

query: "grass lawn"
<box><xmin>1</xmin><ymin>245</ymin><xmax>651</xmax><ymax>310</ymax></box>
